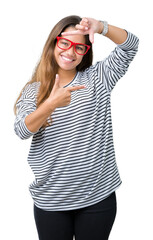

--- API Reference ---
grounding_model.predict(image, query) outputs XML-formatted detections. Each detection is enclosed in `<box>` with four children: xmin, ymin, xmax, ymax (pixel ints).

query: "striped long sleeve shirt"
<box><xmin>14</xmin><ymin>31</ymin><xmax>139</xmax><ymax>211</ymax></box>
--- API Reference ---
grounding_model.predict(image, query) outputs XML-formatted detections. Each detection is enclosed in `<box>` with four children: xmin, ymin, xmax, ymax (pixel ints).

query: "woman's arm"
<box><xmin>24</xmin><ymin>100</ymin><xmax>56</xmax><ymax>134</ymax></box>
<box><xmin>99</xmin><ymin>22</ymin><xmax>128</xmax><ymax>44</ymax></box>
<box><xmin>62</xmin><ymin>17</ymin><xmax>139</xmax><ymax>92</ymax></box>
<box><xmin>14</xmin><ymin>83</ymin><xmax>56</xmax><ymax>140</ymax></box>
<box><xmin>61</xmin><ymin>17</ymin><xmax>128</xmax><ymax>44</ymax></box>
<box><xmin>96</xmin><ymin>31</ymin><xmax>139</xmax><ymax>92</ymax></box>
<box><xmin>14</xmin><ymin>77</ymin><xmax>86</xmax><ymax>139</ymax></box>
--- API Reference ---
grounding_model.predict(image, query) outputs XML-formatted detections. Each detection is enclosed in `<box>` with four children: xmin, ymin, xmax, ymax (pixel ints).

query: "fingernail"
<box><xmin>85</xmin><ymin>27</ymin><xmax>88</xmax><ymax>30</ymax></box>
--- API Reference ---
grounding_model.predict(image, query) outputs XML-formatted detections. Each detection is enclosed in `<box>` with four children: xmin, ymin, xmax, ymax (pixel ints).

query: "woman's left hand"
<box><xmin>61</xmin><ymin>17</ymin><xmax>103</xmax><ymax>44</ymax></box>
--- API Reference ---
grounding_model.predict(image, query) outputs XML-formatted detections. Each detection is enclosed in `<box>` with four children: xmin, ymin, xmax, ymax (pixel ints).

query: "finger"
<box><xmin>80</xmin><ymin>21</ymin><xmax>88</xmax><ymax>26</ymax></box>
<box><xmin>66</xmin><ymin>85</ymin><xmax>86</xmax><ymax>92</ymax></box>
<box><xmin>81</xmin><ymin>18</ymin><xmax>91</xmax><ymax>28</ymax></box>
<box><xmin>80</xmin><ymin>19</ymin><xmax>89</xmax><ymax>27</ymax></box>
<box><xmin>89</xmin><ymin>31</ymin><xmax>94</xmax><ymax>44</ymax></box>
<box><xmin>81</xmin><ymin>17</ymin><xmax>88</xmax><ymax>23</ymax></box>
<box><xmin>75</xmin><ymin>24</ymin><xmax>88</xmax><ymax>31</ymax></box>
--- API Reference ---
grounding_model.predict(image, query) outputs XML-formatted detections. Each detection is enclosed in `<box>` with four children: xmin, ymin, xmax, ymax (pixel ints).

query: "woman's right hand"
<box><xmin>47</xmin><ymin>74</ymin><xmax>86</xmax><ymax>108</ymax></box>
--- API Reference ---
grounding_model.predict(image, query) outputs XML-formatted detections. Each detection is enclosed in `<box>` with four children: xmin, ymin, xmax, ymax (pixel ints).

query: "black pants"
<box><xmin>34</xmin><ymin>192</ymin><xmax>117</xmax><ymax>240</ymax></box>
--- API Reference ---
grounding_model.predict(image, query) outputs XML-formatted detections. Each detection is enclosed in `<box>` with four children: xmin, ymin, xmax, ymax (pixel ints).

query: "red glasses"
<box><xmin>56</xmin><ymin>36</ymin><xmax>91</xmax><ymax>55</ymax></box>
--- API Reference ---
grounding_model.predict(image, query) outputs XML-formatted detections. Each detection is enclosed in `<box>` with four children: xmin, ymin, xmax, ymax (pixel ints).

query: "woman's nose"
<box><xmin>65</xmin><ymin>45</ymin><xmax>76</xmax><ymax>55</ymax></box>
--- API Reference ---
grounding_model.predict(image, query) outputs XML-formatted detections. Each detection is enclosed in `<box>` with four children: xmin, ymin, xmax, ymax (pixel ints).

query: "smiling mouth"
<box><xmin>61</xmin><ymin>55</ymin><xmax>75</xmax><ymax>63</ymax></box>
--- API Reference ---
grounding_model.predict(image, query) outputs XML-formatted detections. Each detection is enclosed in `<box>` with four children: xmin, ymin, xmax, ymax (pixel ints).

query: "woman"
<box><xmin>14</xmin><ymin>15</ymin><xmax>139</xmax><ymax>240</ymax></box>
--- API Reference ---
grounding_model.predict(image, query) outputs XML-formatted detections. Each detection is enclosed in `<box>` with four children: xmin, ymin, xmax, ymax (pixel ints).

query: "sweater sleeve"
<box><xmin>14</xmin><ymin>82</ymin><xmax>40</xmax><ymax>140</ymax></box>
<box><xmin>96</xmin><ymin>31</ymin><xmax>139</xmax><ymax>92</ymax></box>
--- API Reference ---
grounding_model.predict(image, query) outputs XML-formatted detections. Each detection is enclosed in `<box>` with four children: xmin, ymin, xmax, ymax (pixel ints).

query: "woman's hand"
<box><xmin>61</xmin><ymin>17</ymin><xmax>103</xmax><ymax>44</ymax></box>
<box><xmin>47</xmin><ymin>74</ymin><xmax>86</xmax><ymax>108</ymax></box>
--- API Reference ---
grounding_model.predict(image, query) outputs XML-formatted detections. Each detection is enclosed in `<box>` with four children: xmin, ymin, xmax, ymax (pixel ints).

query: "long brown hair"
<box><xmin>14</xmin><ymin>15</ymin><xmax>93</xmax><ymax>127</ymax></box>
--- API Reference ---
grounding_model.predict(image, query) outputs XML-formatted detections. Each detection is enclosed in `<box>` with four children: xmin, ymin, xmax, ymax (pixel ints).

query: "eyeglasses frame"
<box><xmin>56</xmin><ymin>36</ymin><xmax>91</xmax><ymax>55</ymax></box>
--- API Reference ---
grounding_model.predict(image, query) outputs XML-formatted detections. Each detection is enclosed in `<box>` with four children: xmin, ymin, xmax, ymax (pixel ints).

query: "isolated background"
<box><xmin>1</xmin><ymin>0</ymin><xmax>153</xmax><ymax>239</ymax></box>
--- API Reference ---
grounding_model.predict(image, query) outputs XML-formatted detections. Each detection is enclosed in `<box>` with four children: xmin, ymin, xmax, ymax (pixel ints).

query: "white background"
<box><xmin>1</xmin><ymin>0</ymin><xmax>153</xmax><ymax>239</ymax></box>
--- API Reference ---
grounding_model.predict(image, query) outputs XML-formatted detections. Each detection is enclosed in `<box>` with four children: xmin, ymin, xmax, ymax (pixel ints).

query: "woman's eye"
<box><xmin>61</xmin><ymin>41</ymin><xmax>68</xmax><ymax>46</ymax></box>
<box><xmin>76</xmin><ymin>46</ymin><xmax>83</xmax><ymax>51</ymax></box>
<box><xmin>77</xmin><ymin>47</ymin><xmax>82</xmax><ymax>50</ymax></box>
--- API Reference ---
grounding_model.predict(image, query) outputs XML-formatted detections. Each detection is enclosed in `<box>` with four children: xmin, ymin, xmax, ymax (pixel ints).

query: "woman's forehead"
<box><xmin>63</xmin><ymin>26</ymin><xmax>85</xmax><ymax>44</ymax></box>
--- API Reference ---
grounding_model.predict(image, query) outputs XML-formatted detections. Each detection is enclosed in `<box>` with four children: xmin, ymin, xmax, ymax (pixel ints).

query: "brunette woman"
<box><xmin>14</xmin><ymin>15</ymin><xmax>139</xmax><ymax>240</ymax></box>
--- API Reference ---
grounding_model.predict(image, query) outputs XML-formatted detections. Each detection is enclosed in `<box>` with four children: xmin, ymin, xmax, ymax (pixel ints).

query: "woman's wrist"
<box><xmin>44</xmin><ymin>97</ymin><xmax>57</xmax><ymax>112</ymax></box>
<box><xmin>98</xmin><ymin>21</ymin><xmax>109</xmax><ymax>35</ymax></box>
<box><xmin>97</xmin><ymin>21</ymin><xmax>104</xmax><ymax>34</ymax></box>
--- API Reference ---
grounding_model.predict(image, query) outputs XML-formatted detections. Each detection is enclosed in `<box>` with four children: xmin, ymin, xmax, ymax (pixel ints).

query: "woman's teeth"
<box><xmin>61</xmin><ymin>55</ymin><xmax>74</xmax><ymax>62</ymax></box>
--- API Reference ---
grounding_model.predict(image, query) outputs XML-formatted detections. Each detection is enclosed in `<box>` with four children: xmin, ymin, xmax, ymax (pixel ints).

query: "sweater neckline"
<box><xmin>63</xmin><ymin>72</ymin><xmax>80</xmax><ymax>88</ymax></box>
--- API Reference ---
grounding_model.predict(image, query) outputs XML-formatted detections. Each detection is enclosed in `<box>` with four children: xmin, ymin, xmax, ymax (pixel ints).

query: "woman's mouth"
<box><xmin>60</xmin><ymin>55</ymin><xmax>75</xmax><ymax>63</ymax></box>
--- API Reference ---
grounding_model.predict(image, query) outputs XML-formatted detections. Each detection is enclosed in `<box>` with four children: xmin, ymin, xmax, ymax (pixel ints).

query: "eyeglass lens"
<box><xmin>58</xmin><ymin>38</ymin><xmax>87</xmax><ymax>55</ymax></box>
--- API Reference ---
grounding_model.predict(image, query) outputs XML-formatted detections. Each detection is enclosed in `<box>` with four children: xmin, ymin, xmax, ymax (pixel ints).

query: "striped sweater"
<box><xmin>14</xmin><ymin>31</ymin><xmax>139</xmax><ymax>211</ymax></box>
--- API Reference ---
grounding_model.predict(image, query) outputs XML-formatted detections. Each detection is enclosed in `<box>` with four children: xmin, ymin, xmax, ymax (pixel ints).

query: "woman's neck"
<box><xmin>57</xmin><ymin>68</ymin><xmax>77</xmax><ymax>87</ymax></box>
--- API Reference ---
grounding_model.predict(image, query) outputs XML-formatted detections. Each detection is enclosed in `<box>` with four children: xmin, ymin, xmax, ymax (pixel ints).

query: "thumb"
<box><xmin>54</xmin><ymin>74</ymin><xmax>60</xmax><ymax>88</ymax></box>
<box><xmin>89</xmin><ymin>31</ymin><xmax>94</xmax><ymax>44</ymax></box>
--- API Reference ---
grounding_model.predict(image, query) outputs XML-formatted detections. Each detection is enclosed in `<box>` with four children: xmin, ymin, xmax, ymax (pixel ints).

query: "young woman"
<box><xmin>14</xmin><ymin>15</ymin><xmax>139</xmax><ymax>240</ymax></box>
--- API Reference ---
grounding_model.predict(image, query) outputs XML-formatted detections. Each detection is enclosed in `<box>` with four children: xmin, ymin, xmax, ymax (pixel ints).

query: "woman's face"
<box><xmin>54</xmin><ymin>26</ymin><xmax>86</xmax><ymax>73</ymax></box>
